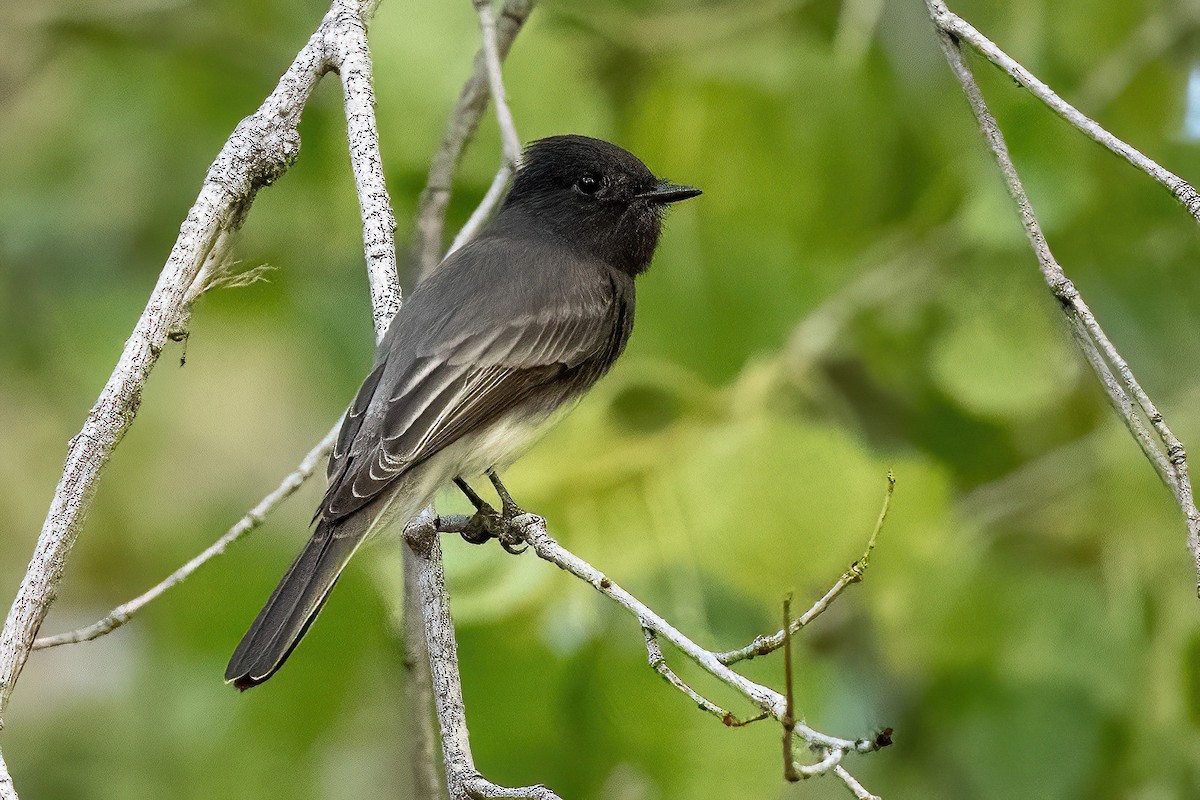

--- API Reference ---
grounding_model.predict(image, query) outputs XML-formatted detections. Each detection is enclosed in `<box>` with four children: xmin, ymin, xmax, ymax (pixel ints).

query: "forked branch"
<box><xmin>925</xmin><ymin>0</ymin><xmax>1200</xmax><ymax>594</ymax></box>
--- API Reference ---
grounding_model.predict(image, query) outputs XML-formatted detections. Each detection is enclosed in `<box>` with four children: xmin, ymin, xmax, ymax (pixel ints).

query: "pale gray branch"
<box><xmin>717</xmin><ymin>472</ymin><xmax>893</xmax><ymax>666</ymax></box>
<box><xmin>329</xmin><ymin>6</ymin><xmax>401</xmax><ymax>336</ymax></box>
<box><xmin>928</xmin><ymin>2</ymin><xmax>1200</xmax><ymax>223</ymax></box>
<box><xmin>410</xmin><ymin>0</ymin><xmax>534</xmax><ymax>283</ymax></box>
<box><xmin>29</xmin><ymin>426</ymin><xmax>339</xmax><ymax>651</ymax></box>
<box><xmin>0</xmin><ymin>0</ymin><xmax>393</xmax><ymax>731</ymax></box>
<box><xmin>445</xmin><ymin>0</ymin><xmax>525</xmax><ymax>257</ymax></box>
<box><xmin>925</xmin><ymin>0</ymin><xmax>1200</xmax><ymax>594</ymax></box>
<box><xmin>835</xmin><ymin>764</ymin><xmax>882</xmax><ymax>800</ymax></box>
<box><xmin>434</xmin><ymin>510</ymin><xmax>889</xmax><ymax>796</ymax></box>
<box><xmin>0</xmin><ymin>744</ymin><xmax>13</xmax><ymax>800</ymax></box>
<box><xmin>406</xmin><ymin>513</ymin><xmax>562</xmax><ymax>800</ymax></box>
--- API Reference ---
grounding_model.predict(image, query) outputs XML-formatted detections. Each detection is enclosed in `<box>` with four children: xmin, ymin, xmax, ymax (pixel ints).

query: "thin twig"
<box><xmin>0</xmin><ymin>0</ymin><xmax>390</xmax><ymax>731</ymax></box>
<box><xmin>925</xmin><ymin>0</ymin><xmax>1200</xmax><ymax>594</ymax></box>
<box><xmin>445</xmin><ymin>0</ymin><xmax>526</xmax><ymax>256</ymax></box>
<box><xmin>835</xmin><ymin>764</ymin><xmax>882</xmax><ymax>800</ymax></box>
<box><xmin>409</xmin><ymin>0</ymin><xmax>534</xmax><ymax>283</ymax></box>
<box><xmin>434</xmin><ymin>512</ymin><xmax>890</xmax><ymax>796</ymax></box>
<box><xmin>30</xmin><ymin>426</ymin><xmax>339</xmax><ymax>651</ymax></box>
<box><xmin>782</xmin><ymin>593</ymin><xmax>799</xmax><ymax>782</ymax></box>
<box><xmin>642</xmin><ymin>627</ymin><xmax>768</xmax><ymax>728</ymax></box>
<box><xmin>927</xmin><ymin>1</ymin><xmax>1200</xmax><ymax>223</ymax></box>
<box><xmin>717</xmin><ymin>472</ymin><xmax>894</xmax><ymax>665</ymax></box>
<box><xmin>439</xmin><ymin>513</ymin><xmax>888</xmax><ymax>757</ymax></box>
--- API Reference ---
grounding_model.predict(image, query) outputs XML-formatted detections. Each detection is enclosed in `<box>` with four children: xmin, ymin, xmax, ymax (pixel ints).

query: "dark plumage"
<box><xmin>226</xmin><ymin>135</ymin><xmax>700</xmax><ymax>689</ymax></box>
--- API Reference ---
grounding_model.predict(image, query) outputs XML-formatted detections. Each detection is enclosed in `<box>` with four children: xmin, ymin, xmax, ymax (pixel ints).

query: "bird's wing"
<box><xmin>320</xmin><ymin>256</ymin><xmax>625</xmax><ymax>522</ymax></box>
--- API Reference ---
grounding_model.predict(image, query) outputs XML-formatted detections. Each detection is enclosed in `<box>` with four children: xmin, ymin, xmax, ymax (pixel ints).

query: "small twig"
<box><xmin>795</xmin><ymin>747</ymin><xmax>845</xmax><ymax>779</ymax></box>
<box><xmin>441</xmin><ymin>513</ymin><xmax>887</xmax><ymax>756</ymax></box>
<box><xmin>717</xmin><ymin>471</ymin><xmax>895</xmax><ymax>665</ymax></box>
<box><xmin>642</xmin><ymin>627</ymin><xmax>768</xmax><ymax>728</ymax></box>
<box><xmin>925</xmin><ymin>0</ymin><xmax>1200</xmax><ymax>594</ymax></box>
<box><xmin>782</xmin><ymin>593</ymin><xmax>799</xmax><ymax>782</ymax></box>
<box><xmin>473</xmin><ymin>0</ymin><xmax>521</xmax><ymax>165</ymax></box>
<box><xmin>409</xmin><ymin>0</ymin><xmax>534</xmax><ymax>282</ymax></box>
<box><xmin>446</xmin><ymin>0</ymin><xmax>525</xmax><ymax>257</ymax></box>
<box><xmin>30</xmin><ymin>425</ymin><xmax>337</xmax><ymax>649</ymax></box>
<box><xmin>927</xmin><ymin>1</ymin><xmax>1200</xmax><ymax>223</ymax></box>
<box><xmin>835</xmin><ymin>764</ymin><xmax>882</xmax><ymax>800</ymax></box>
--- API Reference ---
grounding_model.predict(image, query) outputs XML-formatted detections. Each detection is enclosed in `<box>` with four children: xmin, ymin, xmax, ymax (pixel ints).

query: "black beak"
<box><xmin>636</xmin><ymin>180</ymin><xmax>702</xmax><ymax>204</ymax></box>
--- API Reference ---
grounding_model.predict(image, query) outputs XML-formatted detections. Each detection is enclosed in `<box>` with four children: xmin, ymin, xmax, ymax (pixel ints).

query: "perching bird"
<box><xmin>225</xmin><ymin>134</ymin><xmax>701</xmax><ymax>689</ymax></box>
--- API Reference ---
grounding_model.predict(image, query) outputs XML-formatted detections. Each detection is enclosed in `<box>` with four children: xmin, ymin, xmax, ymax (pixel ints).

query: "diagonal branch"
<box><xmin>29</xmin><ymin>426</ymin><xmax>339</xmax><ymax>651</ymax></box>
<box><xmin>927</xmin><ymin>2</ymin><xmax>1200</xmax><ymax>223</ymax></box>
<box><xmin>925</xmin><ymin>0</ymin><xmax>1200</xmax><ymax>594</ymax></box>
<box><xmin>0</xmin><ymin>0</ymin><xmax>393</xmax><ymax>731</ymax></box>
<box><xmin>718</xmin><ymin>471</ymin><xmax>893</xmax><ymax>665</ymax></box>
<box><xmin>446</xmin><ymin>0</ymin><xmax>526</xmax><ymax>256</ymax></box>
<box><xmin>641</xmin><ymin>627</ymin><xmax>768</xmax><ymax>728</ymax></box>
<box><xmin>410</xmin><ymin>0</ymin><xmax>534</xmax><ymax>283</ymax></box>
<box><xmin>434</xmin><ymin>510</ymin><xmax>892</xmax><ymax>792</ymax></box>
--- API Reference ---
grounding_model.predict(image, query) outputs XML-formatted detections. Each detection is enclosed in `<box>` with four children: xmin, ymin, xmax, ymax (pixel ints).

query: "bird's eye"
<box><xmin>575</xmin><ymin>174</ymin><xmax>602</xmax><ymax>195</ymax></box>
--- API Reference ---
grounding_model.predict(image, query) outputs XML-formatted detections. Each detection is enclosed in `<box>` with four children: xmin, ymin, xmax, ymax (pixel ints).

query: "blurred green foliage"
<box><xmin>3</xmin><ymin>0</ymin><xmax>1200</xmax><ymax>797</ymax></box>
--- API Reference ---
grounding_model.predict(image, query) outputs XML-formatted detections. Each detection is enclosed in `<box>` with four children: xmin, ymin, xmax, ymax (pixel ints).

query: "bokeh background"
<box><xmin>4</xmin><ymin>0</ymin><xmax>1200</xmax><ymax>797</ymax></box>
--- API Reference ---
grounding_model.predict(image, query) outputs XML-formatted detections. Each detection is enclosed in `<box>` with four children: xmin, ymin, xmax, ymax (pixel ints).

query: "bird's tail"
<box><xmin>225</xmin><ymin>515</ymin><xmax>366</xmax><ymax>690</ymax></box>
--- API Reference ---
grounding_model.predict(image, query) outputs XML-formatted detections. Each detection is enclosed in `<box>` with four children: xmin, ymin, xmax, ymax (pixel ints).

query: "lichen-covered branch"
<box><xmin>0</xmin><ymin>0</ymin><xmax>394</xmax><ymax>733</ymax></box>
<box><xmin>925</xmin><ymin>0</ymin><xmax>1200</xmax><ymax>594</ymax></box>
<box><xmin>0</xmin><ymin>744</ymin><xmax>13</xmax><ymax>800</ymax></box>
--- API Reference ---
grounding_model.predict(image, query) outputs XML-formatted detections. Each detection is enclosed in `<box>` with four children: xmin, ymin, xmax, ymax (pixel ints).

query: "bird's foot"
<box><xmin>454</xmin><ymin>475</ymin><xmax>527</xmax><ymax>554</ymax></box>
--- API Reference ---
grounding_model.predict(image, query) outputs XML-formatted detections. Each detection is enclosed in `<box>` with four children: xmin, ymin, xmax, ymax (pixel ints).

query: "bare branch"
<box><xmin>717</xmin><ymin>472</ymin><xmax>894</xmax><ymax>665</ymax></box>
<box><xmin>406</xmin><ymin>514</ymin><xmax>562</xmax><ymax>800</ymax></box>
<box><xmin>835</xmin><ymin>764</ymin><xmax>882</xmax><ymax>800</ymax></box>
<box><xmin>445</xmin><ymin>0</ymin><xmax>526</xmax><ymax>256</ymax></box>
<box><xmin>403</xmin><ymin>546</ymin><xmax>444</xmax><ymax>800</ymax></box>
<box><xmin>328</xmin><ymin>6</ymin><xmax>401</xmax><ymax>336</ymax></box>
<box><xmin>782</xmin><ymin>593</ymin><xmax>800</xmax><ymax>782</ymax></box>
<box><xmin>410</xmin><ymin>0</ymin><xmax>534</xmax><ymax>282</ymax></box>
<box><xmin>0</xmin><ymin>0</ymin><xmax>397</xmax><ymax>729</ymax></box>
<box><xmin>927</xmin><ymin>2</ymin><xmax>1200</xmax><ymax>223</ymax></box>
<box><xmin>473</xmin><ymin>0</ymin><xmax>522</xmax><ymax>165</ymax></box>
<box><xmin>925</xmin><ymin>0</ymin><xmax>1200</xmax><ymax>594</ymax></box>
<box><xmin>642</xmin><ymin>627</ymin><xmax>768</xmax><ymax>728</ymax></box>
<box><xmin>438</xmin><ymin>512</ymin><xmax>889</xmax><ymax>756</ymax></box>
<box><xmin>30</xmin><ymin>426</ymin><xmax>338</xmax><ymax>651</ymax></box>
<box><xmin>0</xmin><ymin>744</ymin><xmax>13</xmax><ymax>800</ymax></box>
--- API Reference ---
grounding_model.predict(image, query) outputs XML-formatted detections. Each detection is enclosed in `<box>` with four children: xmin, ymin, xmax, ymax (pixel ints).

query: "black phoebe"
<box><xmin>225</xmin><ymin>134</ymin><xmax>700</xmax><ymax>689</ymax></box>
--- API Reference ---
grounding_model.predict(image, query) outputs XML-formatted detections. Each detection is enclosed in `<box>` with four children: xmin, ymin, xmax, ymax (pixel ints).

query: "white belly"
<box><xmin>361</xmin><ymin>406</ymin><xmax>566</xmax><ymax>540</ymax></box>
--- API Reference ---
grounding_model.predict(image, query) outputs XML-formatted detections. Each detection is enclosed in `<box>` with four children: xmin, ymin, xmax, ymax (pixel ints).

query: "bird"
<box><xmin>225</xmin><ymin>134</ymin><xmax>701</xmax><ymax>689</ymax></box>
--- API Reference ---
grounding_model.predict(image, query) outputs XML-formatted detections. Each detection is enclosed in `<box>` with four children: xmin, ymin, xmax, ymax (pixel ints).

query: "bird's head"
<box><xmin>497</xmin><ymin>134</ymin><xmax>701</xmax><ymax>275</ymax></box>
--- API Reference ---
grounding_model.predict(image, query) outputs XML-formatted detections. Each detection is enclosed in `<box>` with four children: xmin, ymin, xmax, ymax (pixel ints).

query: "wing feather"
<box><xmin>318</xmin><ymin>236</ymin><xmax>633</xmax><ymax>523</ymax></box>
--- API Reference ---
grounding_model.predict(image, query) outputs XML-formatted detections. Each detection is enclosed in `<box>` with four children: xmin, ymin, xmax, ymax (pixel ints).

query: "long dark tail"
<box><xmin>225</xmin><ymin>516</ymin><xmax>366</xmax><ymax>690</ymax></box>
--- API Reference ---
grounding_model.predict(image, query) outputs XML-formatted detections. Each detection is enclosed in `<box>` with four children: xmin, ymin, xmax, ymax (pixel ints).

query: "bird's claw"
<box><xmin>457</xmin><ymin>503</ymin><xmax>528</xmax><ymax>555</ymax></box>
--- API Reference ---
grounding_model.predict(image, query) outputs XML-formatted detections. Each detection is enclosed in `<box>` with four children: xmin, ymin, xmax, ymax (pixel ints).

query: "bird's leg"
<box><xmin>454</xmin><ymin>477</ymin><xmax>501</xmax><ymax>546</ymax></box>
<box><xmin>486</xmin><ymin>469</ymin><xmax>528</xmax><ymax>555</ymax></box>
